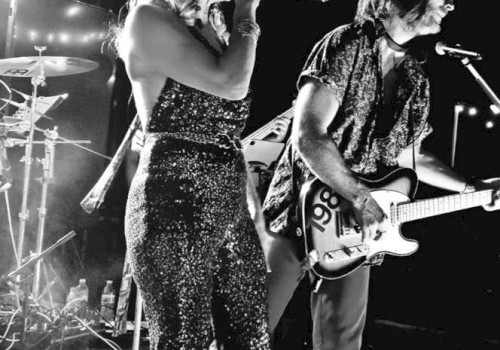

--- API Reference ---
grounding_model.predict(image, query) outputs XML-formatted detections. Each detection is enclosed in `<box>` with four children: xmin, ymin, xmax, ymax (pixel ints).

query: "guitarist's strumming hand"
<box><xmin>352</xmin><ymin>194</ymin><xmax>390</xmax><ymax>242</ymax></box>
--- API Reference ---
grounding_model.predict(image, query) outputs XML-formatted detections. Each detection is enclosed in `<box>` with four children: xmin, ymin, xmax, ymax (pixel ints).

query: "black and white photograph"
<box><xmin>0</xmin><ymin>0</ymin><xmax>499</xmax><ymax>349</ymax></box>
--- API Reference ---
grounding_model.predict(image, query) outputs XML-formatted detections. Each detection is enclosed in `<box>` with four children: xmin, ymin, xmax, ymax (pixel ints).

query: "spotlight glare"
<box><xmin>59</xmin><ymin>33</ymin><xmax>70</xmax><ymax>43</ymax></box>
<box><xmin>490</xmin><ymin>104</ymin><xmax>500</xmax><ymax>115</ymax></box>
<box><xmin>47</xmin><ymin>33</ymin><xmax>54</xmax><ymax>42</ymax></box>
<box><xmin>67</xmin><ymin>6</ymin><xmax>80</xmax><ymax>17</ymax></box>
<box><xmin>468</xmin><ymin>107</ymin><xmax>478</xmax><ymax>117</ymax></box>
<box><xmin>485</xmin><ymin>120</ymin><xmax>495</xmax><ymax>129</ymax></box>
<box><xmin>455</xmin><ymin>104</ymin><xmax>465</xmax><ymax>113</ymax></box>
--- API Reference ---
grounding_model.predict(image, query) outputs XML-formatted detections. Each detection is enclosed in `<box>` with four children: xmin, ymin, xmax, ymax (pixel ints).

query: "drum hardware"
<box><xmin>0</xmin><ymin>231</ymin><xmax>77</xmax><ymax>343</ymax></box>
<box><xmin>34</xmin><ymin>126</ymin><xmax>110</xmax><ymax>160</ymax></box>
<box><xmin>14</xmin><ymin>46</ymin><xmax>49</xmax><ymax>279</ymax></box>
<box><xmin>0</xmin><ymin>48</ymin><xmax>103</xmax><ymax>345</ymax></box>
<box><xmin>1</xmin><ymin>130</ymin><xmax>17</xmax><ymax>274</ymax></box>
<box><xmin>0</xmin><ymin>78</ymin><xmax>13</xmax><ymax>112</ymax></box>
<box><xmin>0</xmin><ymin>55</ymin><xmax>99</xmax><ymax>78</ymax></box>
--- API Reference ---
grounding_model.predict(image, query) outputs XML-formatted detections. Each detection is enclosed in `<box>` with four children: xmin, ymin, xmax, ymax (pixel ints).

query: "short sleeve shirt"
<box><xmin>263</xmin><ymin>19</ymin><xmax>432</xmax><ymax>236</ymax></box>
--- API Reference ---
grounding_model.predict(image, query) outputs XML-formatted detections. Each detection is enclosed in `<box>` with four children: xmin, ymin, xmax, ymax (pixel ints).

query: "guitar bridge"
<box><xmin>323</xmin><ymin>244</ymin><xmax>368</xmax><ymax>263</ymax></box>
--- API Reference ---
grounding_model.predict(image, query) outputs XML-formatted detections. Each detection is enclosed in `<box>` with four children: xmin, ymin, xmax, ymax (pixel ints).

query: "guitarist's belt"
<box><xmin>147</xmin><ymin>131</ymin><xmax>242</xmax><ymax>150</ymax></box>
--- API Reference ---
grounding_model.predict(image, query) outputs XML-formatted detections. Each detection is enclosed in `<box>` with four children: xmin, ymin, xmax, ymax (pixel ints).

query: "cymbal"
<box><xmin>0</xmin><ymin>56</ymin><xmax>99</xmax><ymax>77</ymax></box>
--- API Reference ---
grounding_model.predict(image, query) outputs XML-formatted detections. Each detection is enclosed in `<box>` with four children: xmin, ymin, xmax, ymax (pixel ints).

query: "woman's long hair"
<box><xmin>355</xmin><ymin>0</ymin><xmax>429</xmax><ymax>29</ymax></box>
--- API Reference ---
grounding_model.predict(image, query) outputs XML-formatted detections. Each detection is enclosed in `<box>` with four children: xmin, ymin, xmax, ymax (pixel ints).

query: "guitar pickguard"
<box><xmin>299</xmin><ymin>168</ymin><xmax>419</xmax><ymax>280</ymax></box>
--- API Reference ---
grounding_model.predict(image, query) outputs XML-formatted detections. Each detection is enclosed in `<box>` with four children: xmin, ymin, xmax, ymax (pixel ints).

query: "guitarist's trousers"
<box><xmin>259</xmin><ymin>230</ymin><xmax>370</xmax><ymax>350</ymax></box>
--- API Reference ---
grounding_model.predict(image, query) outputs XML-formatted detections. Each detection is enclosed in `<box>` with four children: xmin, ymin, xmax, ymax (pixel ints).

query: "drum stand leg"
<box><xmin>4</xmin><ymin>190</ymin><xmax>19</xmax><ymax>264</ymax></box>
<box><xmin>132</xmin><ymin>291</ymin><xmax>143</xmax><ymax>350</ymax></box>
<box><xmin>32</xmin><ymin>128</ymin><xmax>57</xmax><ymax>301</ymax></box>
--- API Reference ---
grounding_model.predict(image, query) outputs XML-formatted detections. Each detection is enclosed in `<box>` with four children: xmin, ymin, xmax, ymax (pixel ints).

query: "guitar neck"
<box><xmin>241</xmin><ymin>106</ymin><xmax>294</xmax><ymax>148</ymax></box>
<box><xmin>395</xmin><ymin>189</ymin><xmax>494</xmax><ymax>223</ymax></box>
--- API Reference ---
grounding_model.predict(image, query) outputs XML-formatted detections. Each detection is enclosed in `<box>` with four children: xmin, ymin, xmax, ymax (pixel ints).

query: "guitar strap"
<box><xmin>409</xmin><ymin>108</ymin><xmax>417</xmax><ymax>172</ymax></box>
<box><xmin>290</xmin><ymin>143</ymin><xmax>300</xmax><ymax>232</ymax></box>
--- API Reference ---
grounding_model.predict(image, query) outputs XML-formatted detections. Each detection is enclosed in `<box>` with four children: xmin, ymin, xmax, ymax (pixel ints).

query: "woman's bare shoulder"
<box><xmin>125</xmin><ymin>2</ymin><xmax>186</xmax><ymax>40</ymax></box>
<box><xmin>120</xmin><ymin>2</ymin><xmax>191</xmax><ymax>72</ymax></box>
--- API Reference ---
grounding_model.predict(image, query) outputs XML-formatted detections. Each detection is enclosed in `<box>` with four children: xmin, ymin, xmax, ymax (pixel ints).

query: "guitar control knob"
<box><xmin>296</xmin><ymin>227</ymin><xmax>302</xmax><ymax>237</ymax></box>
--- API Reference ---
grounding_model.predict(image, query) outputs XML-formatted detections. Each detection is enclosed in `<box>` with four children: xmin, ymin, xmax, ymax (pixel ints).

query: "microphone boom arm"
<box><xmin>461</xmin><ymin>57</ymin><xmax>500</xmax><ymax>110</ymax></box>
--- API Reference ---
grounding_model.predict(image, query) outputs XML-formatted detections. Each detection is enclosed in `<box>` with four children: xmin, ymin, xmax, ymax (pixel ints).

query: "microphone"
<box><xmin>435</xmin><ymin>42</ymin><xmax>483</xmax><ymax>60</ymax></box>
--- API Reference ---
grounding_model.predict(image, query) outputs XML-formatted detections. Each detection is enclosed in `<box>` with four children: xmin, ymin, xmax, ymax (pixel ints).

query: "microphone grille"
<box><xmin>435</xmin><ymin>41</ymin><xmax>446</xmax><ymax>55</ymax></box>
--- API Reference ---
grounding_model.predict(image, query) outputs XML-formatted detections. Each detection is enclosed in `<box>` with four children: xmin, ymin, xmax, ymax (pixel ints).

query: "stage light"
<box><xmin>59</xmin><ymin>33</ymin><xmax>70</xmax><ymax>43</ymax></box>
<box><xmin>67</xmin><ymin>6</ymin><xmax>80</xmax><ymax>17</ymax></box>
<box><xmin>455</xmin><ymin>104</ymin><xmax>464</xmax><ymax>113</ymax></box>
<box><xmin>490</xmin><ymin>104</ymin><xmax>500</xmax><ymax>115</ymax></box>
<box><xmin>467</xmin><ymin>106</ymin><xmax>478</xmax><ymax>117</ymax></box>
<box><xmin>485</xmin><ymin>120</ymin><xmax>495</xmax><ymax>129</ymax></box>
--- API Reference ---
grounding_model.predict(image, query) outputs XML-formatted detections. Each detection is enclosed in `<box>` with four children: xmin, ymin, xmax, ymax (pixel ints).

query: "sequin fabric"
<box><xmin>263</xmin><ymin>19</ymin><xmax>432</xmax><ymax>237</ymax></box>
<box><xmin>124</xmin><ymin>32</ymin><xmax>270</xmax><ymax>350</ymax></box>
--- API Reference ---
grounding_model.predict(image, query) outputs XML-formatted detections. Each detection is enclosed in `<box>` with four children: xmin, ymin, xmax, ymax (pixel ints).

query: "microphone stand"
<box><xmin>450</xmin><ymin>104</ymin><xmax>463</xmax><ymax>168</ymax></box>
<box><xmin>451</xmin><ymin>58</ymin><xmax>500</xmax><ymax>168</ymax></box>
<box><xmin>460</xmin><ymin>57</ymin><xmax>500</xmax><ymax>109</ymax></box>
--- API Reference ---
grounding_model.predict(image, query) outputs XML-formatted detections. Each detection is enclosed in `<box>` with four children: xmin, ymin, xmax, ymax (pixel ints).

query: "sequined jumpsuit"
<box><xmin>124</xmin><ymin>34</ymin><xmax>270</xmax><ymax>350</ymax></box>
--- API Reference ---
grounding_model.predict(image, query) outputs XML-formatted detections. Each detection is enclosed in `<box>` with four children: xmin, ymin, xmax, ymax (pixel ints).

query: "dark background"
<box><xmin>1</xmin><ymin>0</ymin><xmax>499</xmax><ymax>349</ymax></box>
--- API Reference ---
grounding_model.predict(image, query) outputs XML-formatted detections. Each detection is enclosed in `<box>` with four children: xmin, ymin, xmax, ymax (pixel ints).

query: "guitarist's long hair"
<box><xmin>356</xmin><ymin>0</ymin><xmax>433</xmax><ymax>63</ymax></box>
<box><xmin>355</xmin><ymin>0</ymin><xmax>429</xmax><ymax>30</ymax></box>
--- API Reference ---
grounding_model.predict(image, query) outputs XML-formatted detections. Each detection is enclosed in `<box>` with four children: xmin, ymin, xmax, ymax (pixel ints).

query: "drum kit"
<box><xmin>0</xmin><ymin>46</ymin><xmax>103</xmax><ymax>321</ymax></box>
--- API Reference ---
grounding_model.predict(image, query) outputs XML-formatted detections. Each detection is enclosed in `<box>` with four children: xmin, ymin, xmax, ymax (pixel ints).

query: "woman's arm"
<box><xmin>120</xmin><ymin>0</ymin><xmax>260</xmax><ymax>100</ymax></box>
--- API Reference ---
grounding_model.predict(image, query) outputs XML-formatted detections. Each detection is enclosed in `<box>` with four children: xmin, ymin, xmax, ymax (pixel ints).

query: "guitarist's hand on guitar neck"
<box><xmin>352</xmin><ymin>194</ymin><xmax>390</xmax><ymax>242</ymax></box>
<box><xmin>473</xmin><ymin>177</ymin><xmax>500</xmax><ymax>211</ymax></box>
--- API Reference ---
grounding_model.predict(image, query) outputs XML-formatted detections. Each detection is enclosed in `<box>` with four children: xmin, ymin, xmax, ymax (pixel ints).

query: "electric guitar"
<box><xmin>297</xmin><ymin>167</ymin><xmax>499</xmax><ymax>280</ymax></box>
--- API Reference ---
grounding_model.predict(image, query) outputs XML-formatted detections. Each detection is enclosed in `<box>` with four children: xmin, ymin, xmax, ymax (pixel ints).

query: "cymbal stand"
<box><xmin>32</xmin><ymin>127</ymin><xmax>58</xmax><ymax>300</ymax></box>
<box><xmin>16</xmin><ymin>46</ymin><xmax>47</xmax><ymax>324</ymax></box>
<box><xmin>16</xmin><ymin>46</ymin><xmax>46</xmax><ymax>311</ymax></box>
<box><xmin>0</xmin><ymin>129</ymin><xmax>18</xmax><ymax>266</ymax></box>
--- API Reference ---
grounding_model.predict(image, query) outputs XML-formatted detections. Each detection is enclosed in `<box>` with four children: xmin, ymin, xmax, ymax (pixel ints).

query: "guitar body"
<box><xmin>298</xmin><ymin>167</ymin><xmax>420</xmax><ymax>280</ymax></box>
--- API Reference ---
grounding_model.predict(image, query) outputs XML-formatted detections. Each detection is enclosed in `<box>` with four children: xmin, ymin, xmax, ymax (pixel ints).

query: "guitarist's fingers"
<box><xmin>481</xmin><ymin>189</ymin><xmax>500</xmax><ymax>211</ymax></box>
<box><xmin>361</xmin><ymin>227</ymin><xmax>369</xmax><ymax>242</ymax></box>
<box><xmin>378</xmin><ymin>216</ymin><xmax>390</xmax><ymax>231</ymax></box>
<box><xmin>361</xmin><ymin>223</ymin><xmax>377</xmax><ymax>242</ymax></box>
<box><xmin>483</xmin><ymin>202</ymin><xmax>500</xmax><ymax>212</ymax></box>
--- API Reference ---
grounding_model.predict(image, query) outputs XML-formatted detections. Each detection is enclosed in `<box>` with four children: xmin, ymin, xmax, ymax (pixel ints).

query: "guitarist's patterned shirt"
<box><xmin>263</xmin><ymin>19</ymin><xmax>432</xmax><ymax>243</ymax></box>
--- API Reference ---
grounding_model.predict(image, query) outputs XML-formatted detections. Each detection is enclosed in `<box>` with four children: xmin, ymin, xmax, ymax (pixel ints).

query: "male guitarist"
<box><xmin>262</xmin><ymin>0</ymin><xmax>500</xmax><ymax>349</ymax></box>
